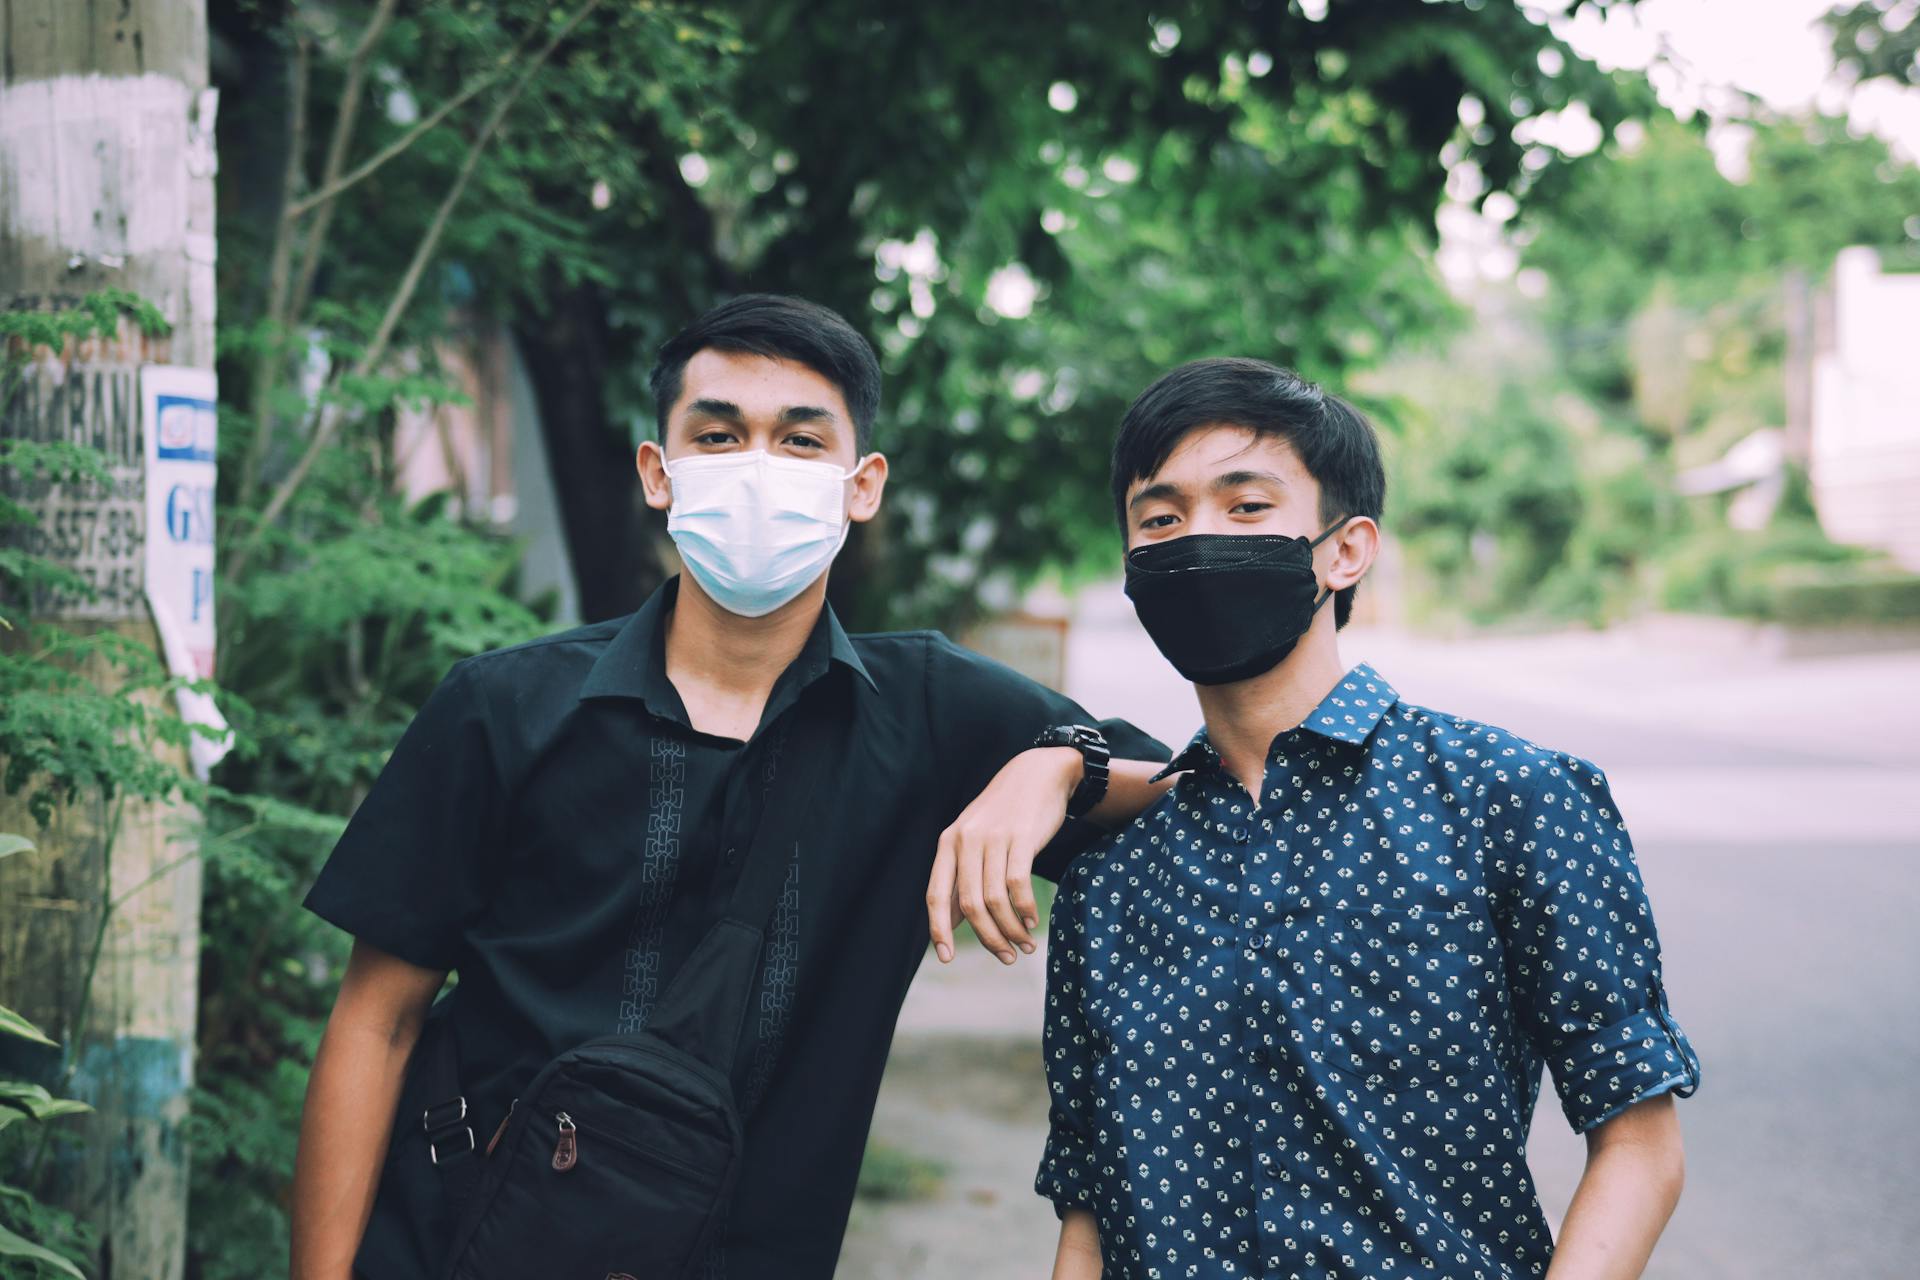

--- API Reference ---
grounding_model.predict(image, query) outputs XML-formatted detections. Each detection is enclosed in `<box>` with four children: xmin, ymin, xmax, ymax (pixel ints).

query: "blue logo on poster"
<box><xmin>166</xmin><ymin>484</ymin><xmax>215</xmax><ymax>545</ymax></box>
<box><xmin>156</xmin><ymin>394</ymin><xmax>217</xmax><ymax>462</ymax></box>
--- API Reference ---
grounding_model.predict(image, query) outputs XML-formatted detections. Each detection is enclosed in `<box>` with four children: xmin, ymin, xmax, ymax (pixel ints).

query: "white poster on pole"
<box><xmin>142</xmin><ymin>365</ymin><xmax>231</xmax><ymax>778</ymax></box>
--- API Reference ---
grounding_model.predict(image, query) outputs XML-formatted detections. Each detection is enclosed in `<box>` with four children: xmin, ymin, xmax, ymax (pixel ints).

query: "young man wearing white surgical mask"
<box><xmin>291</xmin><ymin>294</ymin><xmax>1172</xmax><ymax>1280</ymax></box>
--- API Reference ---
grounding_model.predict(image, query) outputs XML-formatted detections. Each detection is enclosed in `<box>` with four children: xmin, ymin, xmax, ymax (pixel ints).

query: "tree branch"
<box><xmin>234</xmin><ymin>29</ymin><xmax>312</xmax><ymax>520</ymax></box>
<box><xmin>225</xmin><ymin>0</ymin><xmax>608</xmax><ymax>586</ymax></box>
<box><xmin>285</xmin><ymin>0</ymin><xmax>402</xmax><ymax>335</ymax></box>
<box><xmin>282</xmin><ymin>23</ymin><xmax>539</xmax><ymax>221</ymax></box>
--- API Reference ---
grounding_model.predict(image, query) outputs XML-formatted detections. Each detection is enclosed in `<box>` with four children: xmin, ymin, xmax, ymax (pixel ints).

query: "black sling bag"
<box><xmin>414</xmin><ymin>701</ymin><xmax>839</xmax><ymax>1280</ymax></box>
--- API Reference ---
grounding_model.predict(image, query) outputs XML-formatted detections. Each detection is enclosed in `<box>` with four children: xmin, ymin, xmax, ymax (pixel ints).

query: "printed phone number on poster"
<box><xmin>6</xmin><ymin>503</ymin><xmax>146</xmax><ymax>562</ymax></box>
<box><xmin>28</xmin><ymin>564</ymin><xmax>144</xmax><ymax>615</ymax></box>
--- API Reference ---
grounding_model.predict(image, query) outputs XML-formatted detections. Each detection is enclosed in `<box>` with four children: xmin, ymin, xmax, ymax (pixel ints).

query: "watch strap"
<box><xmin>1036</xmin><ymin>723</ymin><xmax>1110</xmax><ymax>819</ymax></box>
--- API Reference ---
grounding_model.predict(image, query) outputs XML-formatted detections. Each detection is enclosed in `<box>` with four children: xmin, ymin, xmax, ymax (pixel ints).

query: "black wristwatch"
<box><xmin>1034</xmin><ymin>724</ymin><xmax>1111</xmax><ymax>819</ymax></box>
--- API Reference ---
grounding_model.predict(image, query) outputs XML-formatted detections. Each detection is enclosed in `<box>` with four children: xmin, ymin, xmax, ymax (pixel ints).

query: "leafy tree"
<box><xmin>218</xmin><ymin>0</ymin><xmax>1653</xmax><ymax>628</ymax></box>
<box><xmin>1388</xmin><ymin>101</ymin><xmax>1920</xmax><ymax>628</ymax></box>
<box><xmin>182</xmin><ymin>1</ymin><xmax>1664</xmax><ymax>1271</ymax></box>
<box><xmin>1826</xmin><ymin>0</ymin><xmax>1920</xmax><ymax>87</ymax></box>
<box><xmin>1520</xmin><ymin>112</ymin><xmax>1920</xmax><ymax>434</ymax></box>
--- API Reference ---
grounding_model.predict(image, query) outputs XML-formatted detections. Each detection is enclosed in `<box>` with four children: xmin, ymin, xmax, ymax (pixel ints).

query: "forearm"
<box><xmin>1051</xmin><ymin>1208</ymin><xmax>1103</xmax><ymax>1280</ymax></box>
<box><xmin>1082</xmin><ymin>758</ymin><xmax>1176</xmax><ymax>829</ymax></box>
<box><xmin>290</xmin><ymin>999</ymin><xmax>430</xmax><ymax>1278</ymax></box>
<box><xmin>1548</xmin><ymin>1105</ymin><xmax>1685</xmax><ymax>1280</ymax></box>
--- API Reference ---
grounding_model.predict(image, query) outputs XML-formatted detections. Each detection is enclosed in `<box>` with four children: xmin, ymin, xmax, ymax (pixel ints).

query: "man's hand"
<box><xmin>927</xmin><ymin>748</ymin><xmax>1178</xmax><ymax>964</ymax></box>
<box><xmin>927</xmin><ymin>746</ymin><xmax>1082</xmax><ymax>965</ymax></box>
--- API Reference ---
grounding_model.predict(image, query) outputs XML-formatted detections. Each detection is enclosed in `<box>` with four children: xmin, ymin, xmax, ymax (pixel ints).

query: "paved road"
<box><xmin>840</xmin><ymin>589</ymin><xmax>1920</xmax><ymax>1279</ymax></box>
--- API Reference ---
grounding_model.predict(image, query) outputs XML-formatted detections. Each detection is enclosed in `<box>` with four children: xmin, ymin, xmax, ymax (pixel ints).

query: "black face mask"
<box><xmin>1124</xmin><ymin>519</ymin><xmax>1349</xmax><ymax>686</ymax></box>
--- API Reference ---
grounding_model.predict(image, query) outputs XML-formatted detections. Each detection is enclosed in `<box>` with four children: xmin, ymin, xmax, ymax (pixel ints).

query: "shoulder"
<box><xmin>851</xmin><ymin>629</ymin><xmax>982</xmax><ymax>667</ymax></box>
<box><xmin>447</xmin><ymin>616</ymin><xmax>627</xmax><ymax>695</ymax></box>
<box><xmin>457</xmin><ymin>615</ymin><xmax>627</xmax><ymax>671</ymax></box>
<box><xmin>848</xmin><ymin>628</ymin><xmax>1037</xmax><ymax>695</ymax></box>
<box><xmin>1383</xmin><ymin>700</ymin><xmax>1621</xmax><ymax>855</ymax></box>
<box><xmin>1380</xmin><ymin>697</ymin><xmax>1606</xmax><ymax>798</ymax></box>
<box><xmin>426</xmin><ymin>618</ymin><xmax>631</xmax><ymax>769</ymax></box>
<box><xmin>846</xmin><ymin>628</ymin><xmax>944</xmax><ymax>665</ymax></box>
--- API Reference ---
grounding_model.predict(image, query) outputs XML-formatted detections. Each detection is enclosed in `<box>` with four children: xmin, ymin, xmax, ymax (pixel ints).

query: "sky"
<box><xmin>1554</xmin><ymin>0</ymin><xmax>1920</xmax><ymax>157</ymax></box>
<box><xmin>1438</xmin><ymin>0</ymin><xmax>1920</xmax><ymax>288</ymax></box>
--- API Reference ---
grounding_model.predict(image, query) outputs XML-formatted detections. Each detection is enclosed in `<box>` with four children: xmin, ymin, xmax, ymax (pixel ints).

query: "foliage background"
<box><xmin>2</xmin><ymin>0</ymin><xmax>1917</xmax><ymax>1275</ymax></box>
<box><xmin>188</xmin><ymin>1</ymin><xmax>1652</xmax><ymax>1270</ymax></box>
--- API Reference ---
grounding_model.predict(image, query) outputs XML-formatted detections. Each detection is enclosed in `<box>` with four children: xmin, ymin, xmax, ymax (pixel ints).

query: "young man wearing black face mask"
<box><xmin>1034</xmin><ymin>358</ymin><xmax>1701</xmax><ymax>1280</ymax></box>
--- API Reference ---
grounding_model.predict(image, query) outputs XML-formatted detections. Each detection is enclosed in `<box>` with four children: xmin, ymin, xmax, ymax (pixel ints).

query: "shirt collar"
<box><xmin>578</xmin><ymin>576</ymin><xmax>877</xmax><ymax>716</ymax></box>
<box><xmin>1148</xmin><ymin>663</ymin><xmax>1399</xmax><ymax>782</ymax></box>
<box><xmin>1302</xmin><ymin>663</ymin><xmax>1399</xmax><ymax>745</ymax></box>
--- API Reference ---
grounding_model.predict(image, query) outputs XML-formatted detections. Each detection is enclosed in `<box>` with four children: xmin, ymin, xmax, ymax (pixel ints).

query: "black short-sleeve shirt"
<box><xmin>304</xmin><ymin>577</ymin><xmax>1166</xmax><ymax>1280</ymax></box>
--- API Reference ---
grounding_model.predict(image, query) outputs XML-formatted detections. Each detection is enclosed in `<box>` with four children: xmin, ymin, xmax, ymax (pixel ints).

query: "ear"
<box><xmin>1319</xmin><ymin>516</ymin><xmax>1380</xmax><ymax>594</ymax></box>
<box><xmin>637</xmin><ymin>440</ymin><xmax>673</xmax><ymax>513</ymax></box>
<box><xmin>847</xmin><ymin>452</ymin><xmax>889</xmax><ymax>524</ymax></box>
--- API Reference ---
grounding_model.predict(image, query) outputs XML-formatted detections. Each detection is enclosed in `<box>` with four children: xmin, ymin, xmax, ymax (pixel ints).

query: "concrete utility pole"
<box><xmin>0</xmin><ymin>4</ymin><xmax>216</xmax><ymax>1278</ymax></box>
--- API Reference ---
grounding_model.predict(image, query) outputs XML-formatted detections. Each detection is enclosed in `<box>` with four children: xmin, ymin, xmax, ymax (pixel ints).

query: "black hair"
<box><xmin>648</xmin><ymin>294</ymin><xmax>882</xmax><ymax>452</ymax></box>
<box><xmin>1110</xmin><ymin>357</ymin><xmax>1386</xmax><ymax>629</ymax></box>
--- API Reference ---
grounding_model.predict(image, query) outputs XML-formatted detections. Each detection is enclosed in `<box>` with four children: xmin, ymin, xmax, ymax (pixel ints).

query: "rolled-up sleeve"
<box><xmin>1496</xmin><ymin>753</ymin><xmax>1701</xmax><ymax>1133</ymax></box>
<box><xmin>1035</xmin><ymin>862</ymin><xmax>1102</xmax><ymax>1217</ymax></box>
<box><xmin>302</xmin><ymin>658</ymin><xmax>503</xmax><ymax>971</ymax></box>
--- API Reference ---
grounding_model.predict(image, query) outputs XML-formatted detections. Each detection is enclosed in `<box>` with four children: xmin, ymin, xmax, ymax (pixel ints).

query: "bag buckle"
<box><xmin>422</xmin><ymin>1096</ymin><xmax>474</xmax><ymax>1165</ymax></box>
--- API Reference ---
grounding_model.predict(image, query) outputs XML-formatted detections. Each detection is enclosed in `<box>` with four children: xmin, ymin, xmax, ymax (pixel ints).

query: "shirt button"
<box><xmin>1231</xmin><ymin>825</ymin><xmax>1250</xmax><ymax>844</ymax></box>
<box><xmin>1258</xmin><ymin>1151</ymin><xmax>1280</xmax><ymax>1178</ymax></box>
<box><xmin>723</xmin><ymin>846</ymin><xmax>739</xmax><ymax>868</ymax></box>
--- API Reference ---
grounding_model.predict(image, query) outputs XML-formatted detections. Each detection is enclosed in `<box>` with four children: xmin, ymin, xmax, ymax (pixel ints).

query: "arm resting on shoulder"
<box><xmin>290</xmin><ymin>939</ymin><xmax>448</xmax><ymax>1280</ymax></box>
<box><xmin>1083</xmin><ymin>757</ymin><xmax>1177</xmax><ymax>830</ymax></box>
<box><xmin>927</xmin><ymin>749</ymin><xmax>1173</xmax><ymax>964</ymax></box>
<box><xmin>1051</xmin><ymin>1208</ymin><xmax>1103</xmax><ymax>1280</ymax></box>
<box><xmin>1547</xmin><ymin>1093</ymin><xmax>1686</xmax><ymax>1280</ymax></box>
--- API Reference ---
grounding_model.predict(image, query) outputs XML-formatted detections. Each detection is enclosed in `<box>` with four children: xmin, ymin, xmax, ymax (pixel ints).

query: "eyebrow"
<box><xmin>1127</xmin><ymin>481</ymin><xmax>1182</xmax><ymax>513</ymax></box>
<box><xmin>1127</xmin><ymin>469</ymin><xmax>1287</xmax><ymax>513</ymax></box>
<box><xmin>1213</xmin><ymin>469</ymin><xmax>1286</xmax><ymax>491</ymax></box>
<box><xmin>684</xmin><ymin>398</ymin><xmax>841</xmax><ymax>428</ymax></box>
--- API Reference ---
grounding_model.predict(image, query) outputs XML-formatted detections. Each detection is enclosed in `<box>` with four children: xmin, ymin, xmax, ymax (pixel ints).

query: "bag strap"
<box><xmin>723</xmin><ymin>703</ymin><xmax>836</xmax><ymax>933</ymax></box>
<box><xmin>417</xmin><ymin>993</ymin><xmax>482</xmax><ymax>1201</ymax></box>
<box><xmin>642</xmin><ymin>689</ymin><xmax>842</xmax><ymax>1076</ymax></box>
<box><xmin>418</xmin><ymin>682</ymin><xmax>845</xmax><ymax>1188</ymax></box>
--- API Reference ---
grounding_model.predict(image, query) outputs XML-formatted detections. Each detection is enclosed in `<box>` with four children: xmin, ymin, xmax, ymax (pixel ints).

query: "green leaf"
<box><xmin>0</xmin><ymin>1099</ymin><xmax>81</xmax><ymax>1133</ymax></box>
<box><xmin>0</xmin><ymin>1219</ymin><xmax>87</xmax><ymax>1279</ymax></box>
<box><xmin>0</xmin><ymin>832</ymin><xmax>34</xmax><ymax>860</ymax></box>
<box><xmin>0</xmin><ymin>1002</ymin><xmax>58</xmax><ymax>1046</ymax></box>
<box><xmin>0</xmin><ymin>1080</ymin><xmax>92</xmax><ymax>1120</ymax></box>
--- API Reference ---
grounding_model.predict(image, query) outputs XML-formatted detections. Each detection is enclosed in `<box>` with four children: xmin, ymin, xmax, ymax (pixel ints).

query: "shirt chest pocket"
<box><xmin>1259</xmin><ymin>901</ymin><xmax>1492</xmax><ymax>1086</ymax></box>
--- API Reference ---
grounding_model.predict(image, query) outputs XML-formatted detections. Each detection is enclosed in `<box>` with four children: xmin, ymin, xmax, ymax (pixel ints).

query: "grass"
<box><xmin>855</xmin><ymin>1139</ymin><xmax>949</xmax><ymax>1203</ymax></box>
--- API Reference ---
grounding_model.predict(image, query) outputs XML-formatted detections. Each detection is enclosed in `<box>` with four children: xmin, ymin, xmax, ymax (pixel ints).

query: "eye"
<box><xmin>1231</xmin><ymin>500</ymin><xmax>1273</xmax><ymax>515</ymax></box>
<box><xmin>693</xmin><ymin>430</ymin><xmax>737</xmax><ymax>447</ymax></box>
<box><xmin>785</xmin><ymin>433</ymin><xmax>826</xmax><ymax>451</ymax></box>
<box><xmin>1139</xmin><ymin>513</ymin><xmax>1180</xmax><ymax>531</ymax></box>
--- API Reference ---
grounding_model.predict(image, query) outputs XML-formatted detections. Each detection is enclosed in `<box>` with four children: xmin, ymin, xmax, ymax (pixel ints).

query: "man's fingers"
<box><xmin>984</xmin><ymin>837</ymin><xmax>1034</xmax><ymax>956</ymax></box>
<box><xmin>955</xmin><ymin>825</ymin><xmax>1015</xmax><ymax>964</ymax></box>
<box><xmin>927</xmin><ymin>829</ymin><xmax>957</xmax><ymax>964</ymax></box>
<box><xmin>1008</xmin><ymin>844</ymin><xmax>1041</xmax><ymax>935</ymax></box>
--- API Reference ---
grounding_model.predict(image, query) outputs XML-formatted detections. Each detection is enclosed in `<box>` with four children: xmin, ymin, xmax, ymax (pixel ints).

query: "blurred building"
<box><xmin>390</xmin><ymin>320</ymin><xmax>582</xmax><ymax>622</ymax></box>
<box><xmin>1810</xmin><ymin>247</ymin><xmax>1920</xmax><ymax>570</ymax></box>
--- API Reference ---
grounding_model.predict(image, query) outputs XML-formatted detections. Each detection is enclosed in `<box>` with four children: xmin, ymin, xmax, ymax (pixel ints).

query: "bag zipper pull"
<box><xmin>551</xmin><ymin>1111</ymin><xmax>578</xmax><ymax>1172</ymax></box>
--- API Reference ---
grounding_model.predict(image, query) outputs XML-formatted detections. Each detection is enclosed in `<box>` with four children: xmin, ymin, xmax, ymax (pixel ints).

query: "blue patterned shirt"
<box><xmin>1036</xmin><ymin>665</ymin><xmax>1700</xmax><ymax>1279</ymax></box>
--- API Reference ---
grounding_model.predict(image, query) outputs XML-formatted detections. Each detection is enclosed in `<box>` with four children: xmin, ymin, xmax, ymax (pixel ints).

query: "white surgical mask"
<box><xmin>663</xmin><ymin>450</ymin><xmax>864</xmax><ymax>618</ymax></box>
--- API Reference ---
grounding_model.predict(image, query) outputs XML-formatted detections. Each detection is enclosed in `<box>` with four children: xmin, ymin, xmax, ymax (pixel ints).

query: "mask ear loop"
<box><xmin>1305</xmin><ymin>515</ymin><xmax>1354</xmax><ymax>613</ymax></box>
<box><xmin>1307</xmin><ymin>514</ymin><xmax>1353</xmax><ymax>549</ymax></box>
